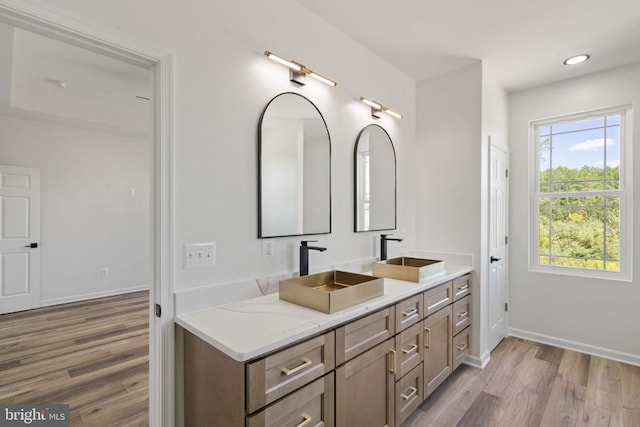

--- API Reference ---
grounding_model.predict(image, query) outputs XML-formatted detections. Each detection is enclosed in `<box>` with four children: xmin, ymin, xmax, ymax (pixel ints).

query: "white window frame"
<box><xmin>529</xmin><ymin>105</ymin><xmax>633</xmax><ymax>281</ymax></box>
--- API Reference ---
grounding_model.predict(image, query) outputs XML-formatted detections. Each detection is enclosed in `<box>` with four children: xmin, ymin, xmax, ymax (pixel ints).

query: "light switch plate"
<box><xmin>184</xmin><ymin>242</ymin><xmax>216</xmax><ymax>269</ymax></box>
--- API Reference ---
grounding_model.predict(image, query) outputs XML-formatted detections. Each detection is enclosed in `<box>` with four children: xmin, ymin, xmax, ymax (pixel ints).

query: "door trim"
<box><xmin>0</xmin><ymin>1</ymin><xmax>175</xmax><ymax>425</ymax></box>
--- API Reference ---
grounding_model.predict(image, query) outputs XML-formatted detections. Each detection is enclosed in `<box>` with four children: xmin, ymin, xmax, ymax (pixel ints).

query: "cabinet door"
<box><xmin>452</xmin><ymin>295</ymin><xmax>471</xmax><ymax>336</ymax></box>
<box><xmin>395</xmin><ymin>363</ymin><xmax>423</xmax><ymax>427</ymax></box>
<box><xmin>453</xmin><ymin>326</ymin><xmax>471</xmax><ymax>370</ymax></box>
<box><xmin>336</xmin><ymin>337</ymin><xmax>395</xmax><ymax>427</ymax></box>
<box><xmin>423</xmin><ymin>282</ymin><xmax>453</xmax><ymax>316</ymax></box>
<box><xmin>336</xmin><ymin>307</ymin><xmax>395</xmax><ymax>365</ymax></box>
<box><xmin>395</xmin><ymin>294</ymin><xmax>423</xmax><ymax>332</ymax></box>
<box><xmin>247</xmin><ymin>331</ymin><xmax>335</xmax><ymax>413</ymax></box>
<box><xmin>423</xmin><ymin>306</ymin><xmax>452</xmax><ymax>398</ymax></box>
<box><xmin>247</xmin><ymin>374</ymin><xmax>334</xmax><ymax>427</ymax></box>
<box><xmin>453</xmin><ymin>274</ymin><xmax>471</xmax><ymax>301</ymax></box>
<box><xmin>395</xmin><ymin>321</ymin><xmax>423</xmax><ymax>379</ymax></box>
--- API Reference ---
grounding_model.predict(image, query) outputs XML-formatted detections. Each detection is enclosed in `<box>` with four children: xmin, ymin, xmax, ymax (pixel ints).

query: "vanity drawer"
<box><xmin>452</xmin><ymin>295</ymin><xmax>471</xmax><ymax>336</ymax></box>
<box><xmin>453</xmin><ymin>274</ymin><xmax>471</xmax><ymax>301</ymax></box>
<box><xmin>247</xmin><ymin>331</ymin><xmax>335</xmax><ymax>413</ymax></box>
<box><xmin>336</xmin><ymin>306</ymin><xmax>395</xmax><ymax>365</ymax></box>
<box><xmin>423</xmin><ymin>281</ymin><xmax>453</xmax><ymax>316</ymax></box>
<box><xmin>395</xmin><ymin>294</ymin><xmax>424</xmax><ymax>332</ymax></box>
<box><xmin>394</xmin><ymin>321</ymin><xmax>423</xmax><ymax>378</ymax></box>
<box><xmin>452</xmin><ymin>326</ymin><xmax>470</xmax><ymax>370</ymax></box>
<box><xmin>247</xmin><ymin>373</ymin><xmax>334</xmax><ymax>427</ymax></box>
<box><xmin>395</xmin><ymin>363</ymin><xmax>423</xmax><ymax>427</ymax></box>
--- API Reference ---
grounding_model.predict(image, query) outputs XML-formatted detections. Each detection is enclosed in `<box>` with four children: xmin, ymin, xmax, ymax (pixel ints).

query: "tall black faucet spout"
<box><xmin>380</xmin><ymin>234</ymin><xmax>403</xmax><ymax>261</ymax></box>
<box><xmin>300</xmin><ymin>240</ymin><xmax>327</xmax><ymax>276</ymax></box>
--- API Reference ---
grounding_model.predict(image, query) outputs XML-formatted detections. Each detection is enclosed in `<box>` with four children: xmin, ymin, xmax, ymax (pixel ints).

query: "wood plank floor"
<box><xmin>402</xmin><ymin>336</ymin><xmax>640</xmax><ymax>427</ymax></box>
<box><xmin>0</xmin><ymin>291</ymin><xmax>149</xmax><ymax>426</ymax></box>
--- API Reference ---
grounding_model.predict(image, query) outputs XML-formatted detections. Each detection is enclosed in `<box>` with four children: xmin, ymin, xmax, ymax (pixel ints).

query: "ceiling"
<box><xmin>298</xmin><ymin>0</ymin><xmax>640</xmax><ymax>91</ymax></box>
<box><xmin>0</xmin><ymin>23</ymin><xmax>151</xmax><ymax>136</ymax></box>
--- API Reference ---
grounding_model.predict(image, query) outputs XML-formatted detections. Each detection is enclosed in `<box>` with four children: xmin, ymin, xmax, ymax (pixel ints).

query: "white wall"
<box><xmin>37</xmin><ymin>0</ymin><xmax>417</xmax><ymax>293</ymax></box>
<box><xmin>509</xmin><ymin>62</ymin><xmax>640</xmax><ymax>362</ymax></box>
<box><xmin>0</xmin><ymin>114</ymin><xmax>150</xmax><ymax>303</ymax></box>
<box><xmin>416</xmin><ymin>63</ymin><xmax>484</xmax><ymax>357</ymax></box>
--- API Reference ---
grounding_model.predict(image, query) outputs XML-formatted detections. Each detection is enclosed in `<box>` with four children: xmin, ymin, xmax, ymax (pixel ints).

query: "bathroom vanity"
<box><xmin>176</xmin><ymin>267</ymin><xmax>472</xmax><ymax>427</ymax></box>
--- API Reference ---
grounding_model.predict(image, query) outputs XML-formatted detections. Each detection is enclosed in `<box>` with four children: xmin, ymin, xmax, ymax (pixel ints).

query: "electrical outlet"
<box><xmin>184</xmin><ymin>242</ymin><xmax>216</xmax><ymax>269</ymax></box>
<box><xmin>262</xmin><ymin>239</ymin><xmax>274</xmax><ymax>257</ymax></box>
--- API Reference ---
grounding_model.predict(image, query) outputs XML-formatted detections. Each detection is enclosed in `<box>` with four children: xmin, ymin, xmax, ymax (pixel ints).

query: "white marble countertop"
<box><xmin>175</xmin><ymin>265</ymin><xmax>473</xmax><ymax>362</ymax></box>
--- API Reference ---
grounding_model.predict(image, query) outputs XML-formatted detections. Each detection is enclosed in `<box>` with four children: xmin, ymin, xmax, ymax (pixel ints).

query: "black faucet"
<box><xmin>299</xmin><ymin>240</ymin><xmax>327</xmax><ymax>276</ymax></box>
<box><xmin>380</xmin><ymin>234</ymin><xmax>403</xmax><ymax>261</ymax></box>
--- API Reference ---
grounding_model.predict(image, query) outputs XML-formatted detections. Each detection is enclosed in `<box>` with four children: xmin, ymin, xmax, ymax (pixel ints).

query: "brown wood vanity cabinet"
<box><xmin>181</xmin><ymin>273</ymin><xmax>472</xmax><ymax>427</ymax></box>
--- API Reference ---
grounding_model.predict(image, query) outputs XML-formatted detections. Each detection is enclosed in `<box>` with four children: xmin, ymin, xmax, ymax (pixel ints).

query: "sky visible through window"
<box><xmin>539</xmin><ymin>116</ymin><xmax>620</xmax><ymax>175</ymax></box>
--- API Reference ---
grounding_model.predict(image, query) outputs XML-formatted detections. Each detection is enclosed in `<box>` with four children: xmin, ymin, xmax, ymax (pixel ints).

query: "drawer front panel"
<box><xmin>394</xmin><ymin>294</ymin><xmax>423</xmax><ymax>332</ymax></box>
<box><xmin>336</xmin><ymin>307</ymin><xmax>395</xmax><ymax>365</ymax></box>
<box><xmin>395</xmin><ymin>363</ymin><xmax>423</xmax><ymax>427</ymax></box>
<box><xmin>452</xmin><ymin>295</ymin><xmax>471</xmax><ymax>336</ymax></box>
<box><xmin>453</xmin><ymin>274</ymin><xmax>471</xmax><ymax>301</ymax></box>
<box><xmin>395</xmin><ymin>321</ymin><xmax>423</xmax><ymax>378</ymax></box>
<box><xmin>453</xmin><ymin>326</ymin><xmax>471</xmax><ymax>370</ymax></box>
<box><xmin>247</xmin><ymin>374</ymin><xmax>335</xmax><ymax>427</ymax></box>
<box><xmin>247</xmin><ymin>331</ymin><xmax>335</xmax><ymax>413</ymax></box>
<box><xmin>423</xmin><ymin>282</ymin><xmax>453</xmax><ymax>316</ymax></box>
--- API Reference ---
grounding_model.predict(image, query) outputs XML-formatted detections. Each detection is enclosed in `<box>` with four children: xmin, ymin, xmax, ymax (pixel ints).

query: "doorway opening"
<box><xmin>0</xmin><ymin>1</ymin><xmax>174</xmax><ymax>425</ymax></box>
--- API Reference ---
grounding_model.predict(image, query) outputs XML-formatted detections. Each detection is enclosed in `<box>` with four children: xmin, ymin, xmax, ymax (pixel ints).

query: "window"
<box><xmin>530</xmin><ymin>106</ymin><xmax>633</xmax><ymax>280</ymax></box>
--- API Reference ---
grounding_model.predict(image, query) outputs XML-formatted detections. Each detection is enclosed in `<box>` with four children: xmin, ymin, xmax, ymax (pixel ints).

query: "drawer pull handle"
<box><xmin>456</xmin><ymin>343</ymin><xmax>468</xmax><ymax>352</ymax></box>
<box><xmin>295</xmin><ymin>413</ymin><xmax>312</xmax><ymax>427</ymax></box>
<box><xmin>389</xmin><ymin>349</ymin><xmax>397</xmax><ymax>374</ymax></box>
<box><xmin>456</xmin><ymin>311</ymin><xmax>468</xmax><ymax>318</ymax></box>
<box><xmin>402</xmin><ymin>307</ymin><xmax>418</xmax><ymax>317</ymax></box>
<box><xmin>427</xmin><ymin>297</ymin><xmax>450</xmax><ymax>310</ymax></box>
<box><xmin>456</xmin><ymin>284</ymin><xmax>469</xmax><ymax>291</ymax></box>
<box><xmin>424</xmin><ymin>327</ymin><xmax>431</xmax><ymax>349</ymax></box>
<box><xmin>281</xmin><ymin>358</ymin><xmax>312</xmax><ymax>376</ymax></box>
<box><xmin>401</xmin><ymin>386</ymin><xmax>418</xmax><ymax>400</ymax></box>
<box><xmin>402</xmin><ymin>344</ymin><xmax>418</xmax><ymax>355</ymax></box>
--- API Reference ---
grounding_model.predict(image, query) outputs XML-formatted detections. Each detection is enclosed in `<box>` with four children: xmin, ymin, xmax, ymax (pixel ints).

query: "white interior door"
<box><xmin>0</xmin><ymin>165</ymin><xmax>40</xmax><ymax>314</ymax></box>
<box><xmin>488</xmin><ymin>144</ymin><xmax>508</xmax><ymax>351</ymax></box>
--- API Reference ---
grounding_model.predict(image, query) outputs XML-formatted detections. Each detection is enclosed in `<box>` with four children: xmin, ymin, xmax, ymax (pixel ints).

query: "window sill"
<box><xmin>528</xmin><ymin>264</ymin><xmax>632</xmax><ymax>283</ymax></box>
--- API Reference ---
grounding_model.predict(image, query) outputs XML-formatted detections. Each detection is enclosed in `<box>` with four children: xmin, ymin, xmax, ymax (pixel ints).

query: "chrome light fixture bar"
<box><xmin>265</xmin><ymin>51</ymin><xmax>337</xmax><ymax>87</ymax></box>
<box><xmin>360</xmin><ymin>97</ymin><xmax>402</xmax><ymax>119</ymax></box>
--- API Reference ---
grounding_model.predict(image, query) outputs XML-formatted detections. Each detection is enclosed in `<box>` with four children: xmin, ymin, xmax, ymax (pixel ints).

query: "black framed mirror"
<box><xmin>258</xmin><ymin>92</ymin><xmax>331</xmax><ymax>238</ymax></box>
<box><xmin>354</xmin><ymin>124</ymin><xmax>396</xmax><ymax>232</ymax></box>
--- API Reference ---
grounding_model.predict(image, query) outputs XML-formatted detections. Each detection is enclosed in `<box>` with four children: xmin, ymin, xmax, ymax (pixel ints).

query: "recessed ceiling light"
<box><xmin>563</xmin><ymin>54</ymin><xmax>590</xmax><ymax>66</ymax></box>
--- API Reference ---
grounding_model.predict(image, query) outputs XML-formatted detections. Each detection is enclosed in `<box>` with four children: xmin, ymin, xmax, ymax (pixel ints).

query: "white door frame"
<box><xmin>0</xmin><ymin>1</ymin><xmax>174</xmax><ymax>425</ymax></box>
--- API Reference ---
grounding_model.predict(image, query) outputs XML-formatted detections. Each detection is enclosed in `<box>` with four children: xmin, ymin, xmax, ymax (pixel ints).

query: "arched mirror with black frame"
<box><xmin>354</xmin><ymin>124</ymin><xmax>397</xmax><ymax>232</ymax></box>
<box><xmin>258</xmin><ymin>92</ymin><xmax>332</xmax><ymax>238</ymax></box>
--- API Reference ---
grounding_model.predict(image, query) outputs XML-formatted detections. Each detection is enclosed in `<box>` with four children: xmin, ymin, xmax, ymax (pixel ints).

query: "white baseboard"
<box><xmin>40</xmin><ymin>284</ymin><xmax>149</xmax><ymax>307</ymax></box>
<box><xmin>509</xmin><ymin>327</ymin><xmax>640</xmax><ymax>367</ymax></box>
<box><xmin>464</xmin><ymin>349</ymin><xmax>491</xmax><ymax>369</ymax></box>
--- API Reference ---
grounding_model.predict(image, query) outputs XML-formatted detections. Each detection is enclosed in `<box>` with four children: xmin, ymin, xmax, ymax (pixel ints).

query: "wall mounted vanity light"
<box><xmin>563</xmin><ymin>54</ymin><xmax>590</xmax><ymax>65</ymax></box>
<box><xmin>264</xmin><ymin>51</ymin><xmax>337</xmax><ymax>87</ymax></box>
<box><xmin>360</xmin><ymin>97</ymin><xmax>402</xmax><ymax>119</ymax></box>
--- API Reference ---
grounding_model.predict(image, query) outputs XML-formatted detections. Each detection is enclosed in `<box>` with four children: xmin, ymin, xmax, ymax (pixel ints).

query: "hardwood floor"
<box><xmin>402</xmin><ymin>337</ymin><xmax>640</xmax><ymax>427</ymax></box>
<box><xmin>0</xmin><ymin>291</ymin><xmax>149</xmax><ymax>426</ymax></box>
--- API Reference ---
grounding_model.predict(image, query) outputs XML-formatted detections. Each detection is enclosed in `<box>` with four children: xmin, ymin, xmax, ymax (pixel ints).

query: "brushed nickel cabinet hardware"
<box><xmin>456</xmin><ymin>343</ymin><xmax>468</xmax><ymax>352</ymax></box>
<box><xmin>424</xmin><ymin>327</ymin><xmax>431</xmax><ymax>349</ymax></box>
<box><xmin>295</xmin><ymin>413</ymin><xmax>312</xmax><ymax>427</ymax></box>
<box><xmin>456</xmin><ymin>311</ymin><xmax>468</xmax><ymax>318</ymax></box>
<box><xmin>401</xmin><ymin>386</ymin><xmax>418</xmax><ymax>401</ymax></box>
<box><xmin>402</xmin><ymin>344</ymin><xmax>418</xmax><ymax>355</ymax></box>
<box><xmin>402</xmin><ymin>307</ymin><xmax>418</xmax><ymax>317</ymax></box>
<box><xmin>281</xmin><ymin>358</ymin><xmax>312</xmax><ymax>376</ymax></box>
<box><xmin>389</xmin><ymin>349</ymin><xmax>397</xmax><ymax>374</ymax></box>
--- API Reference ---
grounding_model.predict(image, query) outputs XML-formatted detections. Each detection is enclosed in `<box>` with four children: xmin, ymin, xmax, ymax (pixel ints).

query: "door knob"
<box><xmin>24</xmin><ymin>243</ymin><xmax>38</xmax><ymax>249</ymax></box>
<box><xmin>490</xmin><ymin>256</ymin><xmax>501</xmax><ymax>263</ymax></box>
